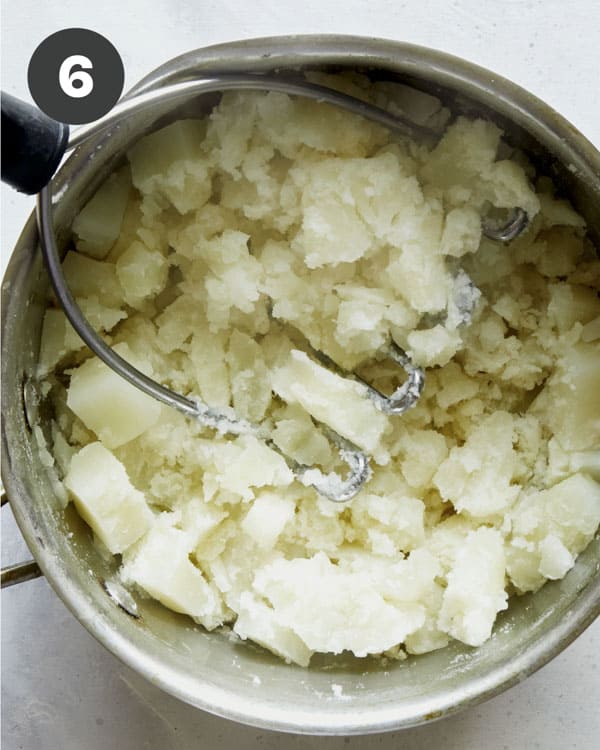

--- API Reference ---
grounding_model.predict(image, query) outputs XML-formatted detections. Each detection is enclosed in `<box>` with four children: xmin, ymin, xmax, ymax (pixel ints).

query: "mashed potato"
<box><xmin>40</xmin><ymin>76</ymin><xmax>600</xmax><ymax>666</ymax></box>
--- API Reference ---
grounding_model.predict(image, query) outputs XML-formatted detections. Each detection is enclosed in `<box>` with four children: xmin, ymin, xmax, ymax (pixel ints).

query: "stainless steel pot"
<box><xmin>2</xmin><ymin>35</ymin><xmax>599</xmax><ymax>735</ymax></box>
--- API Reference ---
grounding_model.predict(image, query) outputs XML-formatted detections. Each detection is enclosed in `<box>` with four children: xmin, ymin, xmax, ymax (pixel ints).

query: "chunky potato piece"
<box><xmin>547</xmin><ymin>282</ymin><xmax>600</xmax><ymax>332</ymax></box>
<box><xmin>65</xmin><ymin>442</ymin><xmax>152</xmax><ymax>553</ymax></box>
<box><xmin>178</xmin><ymin>230</ymin><xmax>263</xmax><ymax>332</ymax></box>
<box><xmin>122</xmin><ymin>521</ymin><xmax>225</xmax><ymax>629</ymax></box>
<box><xmin>351</xmin><ymin>491</ymin><xmax>426</xmax><ymax>554</ymax></box>
<box><xmin>407</xmin><ymin>325</ymin><xmax>462</xmax><ymax>368</ymax></box>
<box><xmin>62</xmin><ymin>251</ymin><xmax>123</xmax><ymax>307</ymax></box>
<box><xmin>271</xmin><ymin>404</ymin><xmax>334</xmax><ymax>467</ymax></box>
<box><xmin>226</xmin><ymin>330</ymin><xmax>271</xmax><ymax>422</ymax></box>
<box><xmin>440</xmin><ymin>206</ymin><xmax>482</xmax><ymax>258</ymax></box>
<box><xmin>127</xmin><ymin>120</ymin><xmax>211</xmax><ymax>214</ymax></box>
<box><xmin>271</xmin><ymin>350</ymin><xmax>390</xmax><ymax>459</ymax></box>
<box><xmin>115</xmin><ymin>240</ymin><xmax>168</xmax><ymax>307</ymax></box>
<box><xmin>421</xmin><ymin>117</ymin><xmax>540</xmax><ymax>218</ymax></box>
<box><xmin>433</xmin><ymin>412</ymin><xmax>519</xmax><ymax>519</ymax></box>
<box><xmin>438</xmin><ymin>527</ymin><xmax>507</xmax><ymax>646</ymax></box>
<box><xmin>252</xmin><ymin>553</ymin><xmax>426</xmax><ymax>656</ymax></box>
<box><xmin>189</xmin><ymin>328</ymin><xmax>231</xmax><ymax>408</ymax></box>
<box><xmin>234</xmin><ymin>592</ymin><xmax>312</xmax><ymax>667</ymax></box>
<box><xmin>38</xmin><ymin>309</ymin><xmax>80</xmax><ymax>375</ymax></box>
<box><xmin>66</xmin><ymin>342</ymin><xmax>161</xmax><ymax>448</ymax></box>
<box><xmin>242</xmin><ymin>491</ymin><xmax>296</xmax><ymax>548</ymax></box>
<box><xmin>506</xmin><ymin>473</ymin><xmax>600</xmax><ymax>593</ymax></box>
<box><xmin>531</xmin><ymin>343</ymin><xmax>600</xmax><ymax>451</ymax></box>
<box><xmin>38</xmin><ymin>299</ymin><xmax>127</xmax><ymax>376</ymax></box>
<box><xmin>206</xmin><ymin>435</ymin><xmax>293</xmax><ymax>501</ymax></box>
<box><xmin>72</xmin><ymin>166</ymin><xmax>131</xmax><ymax>259</ymax></box>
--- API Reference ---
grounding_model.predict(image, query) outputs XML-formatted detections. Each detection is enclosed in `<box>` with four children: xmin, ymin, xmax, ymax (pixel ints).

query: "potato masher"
<box><xmin>1</xmin><ymin>75</ymin><xmax>528</xmax><ymax>502</ymax></box>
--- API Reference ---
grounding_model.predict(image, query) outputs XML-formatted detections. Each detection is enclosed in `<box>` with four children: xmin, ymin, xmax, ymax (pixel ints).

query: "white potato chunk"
<box><xmin>538</xmin><ymin>534</ymin><xmax>574</xmax><ymax>580</ymax></box>
<box><xmin>234</xmin><ymin>592</ymin><xmax>312</xmax><ymax>666</ymax></box>
<box><xmin>421</xmin><ymin>117</ymin><xmax>540</xmax><ymax>219</ymax></box>
<box><xmin>127</xmin><ymin>120</ymin><xmax>211</xmax><ymax>214</ymax></box>
<box><xmin>38</xmin><ymin>309</ymin><xmax>78</xmax><ymax>375</ymax></box>
<box><xmin>271</xmin><ymin>349</ymin><xmax>389</xmax><ymax>458</ymax></box>
<box><xmin>538</xmin><ymin>193</ymin><xmax>587</xmax><ymax>229</ymax></box>
<box><xmin>395</xmin><ymin>428</ymin><xmax>448</xmax><ymax>491</ymax></box>
<box><xmin>254</xmin><ymin>90</ymin><xmax>386</xmax><ymax>159</ymax></box>
<box><xmin>62</xmin><ymin>252</ymin><xmax>123</xmax><ymax>307</ymax></box>
<box><xmin>242</xmin><ymin>491</ymin><xmax>296</xmax><ymax>548</ymax></box>
<box><xmin>434</xmin><ymin>412</ymin><xmax>519</xmax><ymax>518</ymax></box>
<box><xmin>122</xmin><ymin>522</ymin><xmax>225</xmax><ymax>629</ymax></box>
<box><xmin>294</xmin><ymin>198</ymin><xmax>374</xmax><ymax>268</ymax></box>
<box><xmin>201</xmin><ymin>231</ymin><xmax>263</xmax><ymax>331</ymax></box>
<box><xmin>351</xmin><ymin>491</ymin><xmax>426</xmax><ymax>553</ymax></box>
<box><xmin>334</xmin><ymin>287</ymin><xmax>390</xmax><ymax>355</ymax></box>
<box><xmin>438</xmin><ymin>527</ymin><xmax>507</xmax><ymax>646</ymax></box>
<box><xmin>208</xmin><ymin>435</ymin><xmax>294</xmax><ymax>500</ymax></box>
<box><xmin>537</xmin><ymin>228</ymin><xmax>585</xmax><ymax>277</ymax></box>
<box><xmin>72</xmin><ymin>166</ymin><xmax>131</xmax><ymax>259</ymax></box>
<box><xmin>547</xmin><ymin>437</ymin><xmax>600</xmax><ymax>483</ymax></box>
<box><xmin>506</xmin><ymin>473</ymin><xmax>600</xmax><ymax>593</ymax></box>
<box><xmin>407</xmin><ymin>325</ymin><xmax>462</xmax><ymax>368</ymax></box>
<box><xmin>253</xmin><ymin>553</ymin><xmax>425</xmax><ymax>656</ymax></box>
<box><xmin>67</xmin><ymin>342</ymin><xmax>161</xmax><ymax>448</ymax></box>
<box><xmin>272</xmin><ymin>404</ymin><xmax>333</xmax><ymax>467</ymax></box>
<box><xmin>581</xmin><ymin>315</ymin><xmax>600</xmax><ymax>342</ymax></box>
<box><xmin>440</xmin><ymin>206</ymin><xmax>482</xmax><ymax>257</ymax></box>
<box><xmin>547</xmin><ymin>283</ymin><xmax>600</xmax><ymax>333</ymax></box>
<box><xmin>115</xmin><ymin>240</ymin><xmax>168</xmax><ymax>307</ymax></box>
<box><xmin>189</xmin><ymin>328</ymin><xmax>231</xmax><ymax>408</ymax></box>
<box><xmin>65</xmin><ymin>442</ymin><xmax>152</xmax><ymax>553</ymax></box>
<box><xmin>38</xmin><ymin>301</ymin><xmax>127</xmax><ymax>376</ymax></box>
<box><xmin>180</xmin><ymin>499</ymin><xmax>227</xmax><ymax>550</ymax></box>
<box><xmin>226</xmin><ymin>329</ymin><xmax>272</xmax><ymax>423</ymax></box>
<box><xmin>531</xmin><ymin>343</ymin><xmax>600</xmax><ymax>451</ymax></box>
<box><xmin>291</xmin><ymin>152</ymin><xmax>433</xmax><ymax>269</ymax></box>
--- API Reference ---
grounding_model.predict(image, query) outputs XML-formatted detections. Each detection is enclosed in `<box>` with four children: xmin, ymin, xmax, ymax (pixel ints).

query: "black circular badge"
<box><xmin>28</xmin><ymin>28</ymin><xmax>124</xmax><ymax>124</ymax></box>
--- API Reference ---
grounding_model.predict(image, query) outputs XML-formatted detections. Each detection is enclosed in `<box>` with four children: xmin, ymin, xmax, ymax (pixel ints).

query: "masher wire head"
<box><xmin>36</xmin><ymin>73</ymin><xmax>529</xmax><ymax>502</ymax></box>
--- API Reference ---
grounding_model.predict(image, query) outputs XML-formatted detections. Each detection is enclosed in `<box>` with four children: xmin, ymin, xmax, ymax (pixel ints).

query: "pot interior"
<box><xmin>2</xmin><ymin>38</ymin><xmax>599</xmax><ymax>734</ymax></box>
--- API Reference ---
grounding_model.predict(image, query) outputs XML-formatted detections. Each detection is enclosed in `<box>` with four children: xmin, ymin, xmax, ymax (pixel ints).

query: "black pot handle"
<box><xmin>1</xmin><ymin>92</ymin><xmax>69</xmax><ymax>195</ymax></box>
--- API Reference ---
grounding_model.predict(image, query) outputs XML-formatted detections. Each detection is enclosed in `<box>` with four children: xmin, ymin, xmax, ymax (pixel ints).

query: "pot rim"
<box><xmin>2</xmin><ymin>34</ymin><xmax>599</xmax><ymax>735</ymax></box>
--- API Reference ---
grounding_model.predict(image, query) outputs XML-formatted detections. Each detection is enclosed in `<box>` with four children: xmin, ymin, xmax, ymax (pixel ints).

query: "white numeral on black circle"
<box><xmin>29</xmin><ymin>29</ymin><xmax>123</xmax><ymax>123</ymax></box>
<box><xmin>59</xmin><ymin>55</ymin><xmax>94</xmax><ymax>98</ymax></box>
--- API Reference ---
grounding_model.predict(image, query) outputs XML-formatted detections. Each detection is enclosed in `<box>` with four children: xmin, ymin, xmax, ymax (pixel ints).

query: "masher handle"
<box><xmin>1</xmin><ymin>92</ymin><xmax>69</xmax><ymax>195</ymax></box>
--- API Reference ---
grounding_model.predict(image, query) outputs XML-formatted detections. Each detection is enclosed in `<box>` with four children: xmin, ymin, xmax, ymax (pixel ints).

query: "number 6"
<box><xmin>59</xmin><ymin>55</ymin><xmax>94</xmax><ymax>98</ymax></box>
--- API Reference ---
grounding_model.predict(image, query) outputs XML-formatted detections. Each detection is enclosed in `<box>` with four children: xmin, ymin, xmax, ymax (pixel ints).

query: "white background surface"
<box><xmin>1</xmin><ymin>1</ymin><xmax>599</xmax><ymax>748</ymax></box>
